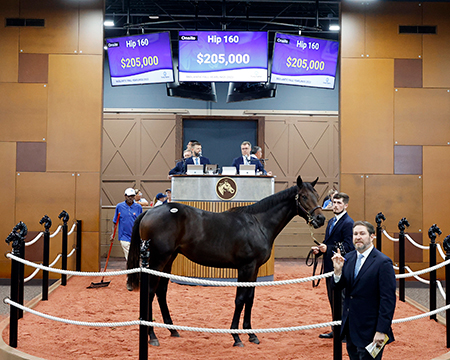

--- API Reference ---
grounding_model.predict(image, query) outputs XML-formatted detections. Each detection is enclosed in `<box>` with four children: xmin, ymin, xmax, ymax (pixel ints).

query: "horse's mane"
<box><xmin>227</xmin><ymin>185</ymin><xmax>298</xmax><ymax>215</ymax></box>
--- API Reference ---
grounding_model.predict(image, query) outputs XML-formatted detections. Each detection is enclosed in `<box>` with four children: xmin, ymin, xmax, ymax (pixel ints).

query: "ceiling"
<box><xmin>104</xmin><ymin>0</ymin><xmax>341</xmax><ymax>43</ymax></box>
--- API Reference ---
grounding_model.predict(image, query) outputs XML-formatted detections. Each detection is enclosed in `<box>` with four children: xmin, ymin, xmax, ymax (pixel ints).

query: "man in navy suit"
<box><xmin>312</xmin><ymin>192</ymin><xmax>354</xmax><ymax>338</ymax></box>
<box><xmin>184</xmin><ymin>141</ymin><xmax>211</xmax><ymax>167</ymax></box>
<box><xmin>168</xmin><ymin>149</ymin><xmax>192</xmax><ymax>176</ymax></box>
<box><xmin>332</xmin><ymin>221</ymin><xmax>396</xmax><ymax>359</ymax></box>
<box><xmin>231</xmin><ymin>141</ymin><xmax>265</xmax><ymax>174</ymax></box>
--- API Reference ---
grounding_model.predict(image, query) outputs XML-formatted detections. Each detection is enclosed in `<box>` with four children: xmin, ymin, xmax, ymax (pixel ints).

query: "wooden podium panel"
<box><xmin>170</xmin><ymin>176</ymin><xmax>275</xmax><ymax>281</ymax></box>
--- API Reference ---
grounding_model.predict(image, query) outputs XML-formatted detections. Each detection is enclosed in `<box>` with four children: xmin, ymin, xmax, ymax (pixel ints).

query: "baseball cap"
<box><xmin>165</xmin><ymin>188</ymin><xmax>171</xmax><ymax>192</ymax></box>
<box><xmin>156</xmin><ymin>192</ymin><xmax>167</xmax><ymax>200</ymax></box>
<box><xmin>124</xmin><ymin>188</ymin><xmax>136</xmax><ymax>196</ymax></box>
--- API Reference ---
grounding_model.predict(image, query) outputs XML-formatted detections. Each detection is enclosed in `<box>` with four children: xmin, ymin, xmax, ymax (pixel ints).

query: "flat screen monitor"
<box><xmin>178</xmin><ymin>31</ymin><xmax>268</xmax><ymax>82</ymax></box>
<box><xmin>270</xmin><ymin>33</ymin><xmax>339</xmax><ymax>89</ymax></box>
<box><xmin>106</xmin><ymin>32</ymin><xmax>174</xmax><ymax>86</ymax></box>
<box><xmin>239</xmin><ymin>164</ymin><xmax>256</xmax><ymax>175</ymax></box>
<box><xmin>186</xmin><ymin>165</ymin><xmax>204</xmax><ymax>175</ymax></box>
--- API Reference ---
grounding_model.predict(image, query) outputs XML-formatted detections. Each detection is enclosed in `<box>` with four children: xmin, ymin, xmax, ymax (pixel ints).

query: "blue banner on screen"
<box><xmin>178</xmin><ymin>31</ymin><xmax>268</xmax><ymax>82</ymax></box>
<box><xmin>270</xmin><ymin>33</ymin><xmax>339</xmax><ymax>89</ymax></box>
<box><xmin>106</xmin><ymin>32</ymin><xmax>174</xmax><ymax>86</ymax></box>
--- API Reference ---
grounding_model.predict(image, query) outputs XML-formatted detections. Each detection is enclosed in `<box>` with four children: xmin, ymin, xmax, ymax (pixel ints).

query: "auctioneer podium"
<box><xmin>170</xmin><ymin>174</ymin><xmax>275</xmax><ymax>282</ymax></box>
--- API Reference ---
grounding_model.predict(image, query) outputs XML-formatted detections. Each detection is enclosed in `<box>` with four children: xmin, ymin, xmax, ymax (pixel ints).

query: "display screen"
<box><xmin>270</xmin><ymin>33</ymin><xmax>339</xmax><ymax>89</ymax></box>
<box><xmin>178</xmin><ymin>31</ymin><xmax>268</xmax><ymax>82</ymax></box>
<box><xmin>106</xmin><ymin>32</ymin><xmax>174</xmax><ymax>86</ymax></box>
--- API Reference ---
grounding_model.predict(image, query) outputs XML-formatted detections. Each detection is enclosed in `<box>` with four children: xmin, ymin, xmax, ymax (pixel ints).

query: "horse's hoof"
<box><xmin>148</xmin><ymin>339</ymin><xmax>160</xmax><ymax>347</ymax></box>
<box><xmin>233</xmin><ymin>341</ymin><xmax>244</xmax><ymax>347</ymax></box>
<box><xmin>249</xmin><ymin>335</ymin><xmax>260</xmax><ymax>344</ymax></box>
<box><xmin>170</xmin><ymin>330</ymin><xmax>181</xmax><ymax>337</ymax></box>
<box><xmin>126</xmin><ymin>282</ymin><xmax>133</xmax><ymax>291</ymax></box>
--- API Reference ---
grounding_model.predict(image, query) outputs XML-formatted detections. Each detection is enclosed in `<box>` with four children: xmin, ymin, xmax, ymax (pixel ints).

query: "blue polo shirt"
<box><xmin>113</xmin><ymin>201</ymin><xmax>142</xmax><ymax>242</ymax></box>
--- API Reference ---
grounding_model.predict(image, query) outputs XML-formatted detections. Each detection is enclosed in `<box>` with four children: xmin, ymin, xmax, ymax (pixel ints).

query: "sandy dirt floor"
<box><xmin>2</xmin><ymin>260</ymin><xmax>449</xmax><ymax>360</ymax></box>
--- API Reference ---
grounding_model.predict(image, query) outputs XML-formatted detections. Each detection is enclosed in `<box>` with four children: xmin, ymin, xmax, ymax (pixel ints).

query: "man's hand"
<box><xmin>373</xmin><ymin>332</ymin><xmax>386</xmax><ymax>347</ymax></box>
<box><xmin>332</xmin><ymin>248</ymin><xmax>345</xmax><ymax>276</ymax></box>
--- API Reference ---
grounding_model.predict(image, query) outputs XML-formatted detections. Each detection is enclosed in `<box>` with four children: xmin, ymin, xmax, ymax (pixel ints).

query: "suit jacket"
<box><xmin>185</xmin><ymin>156</ymin><xmax>211</xmax><ymax>166</ymax></box>
<box><xmin>168</xmin><ymin>160</ymin><xmax>186</xmax><ymax>175</ymax></box>
<box><xmin>323</xmin><ymin>212</ymin><xmax>354</xmax><ymax>273</ymax></box>
<box><xmin>334</xmin><ymin>248</ymin><xmax>396</xmax><ymax>348</ymax></box>
<box><xmin>231</xmin><ymin>156</ymin><xmax>265</xmax><ymax>174</ymax></box>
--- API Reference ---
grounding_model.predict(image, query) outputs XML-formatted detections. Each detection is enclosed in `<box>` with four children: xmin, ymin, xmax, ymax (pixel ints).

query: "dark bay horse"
<box><xmin>127</xmin><ymin>175</ymin><xmax>325</xmax><ymax>347</ymax></box>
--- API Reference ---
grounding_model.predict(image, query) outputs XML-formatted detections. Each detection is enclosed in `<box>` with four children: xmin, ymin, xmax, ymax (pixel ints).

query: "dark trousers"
<box><xmin>346</xmin><ymin>332</ymin><xmax>385</xmax><ymax>360</ymax></box>
<box><xmin>326</xmin><ymin>277</ymin><xmax>345</xmax><ymax>331</ymax></box>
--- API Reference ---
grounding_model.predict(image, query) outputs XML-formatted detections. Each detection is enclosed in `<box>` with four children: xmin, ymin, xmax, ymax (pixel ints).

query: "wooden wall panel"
<box><xmin>423</xmin><ymin>146</ymin><xmax>450</xmax><ymax>241</ymax></box>
<box><xmin>0</xmin><ymin>83</ymin><xmax>47</xmax><ymax>141</ymax></box>
<box><xmin>0</xmin><ymin>1</ymin><xmax>19</xmax><ymax>82</ymax></box>
<box><xmin>340</xmin><ymin>174</ymin><xmax>365</xmax><ymax>222</ymax></box>
<box><xmin>341</xmin><ymin>1</ymin><xmax>365</xmax><ymax>58</ymax></box>
<box><xmin>19</xmin><ymin>0</ymin><xmax>79</xmax><ymax>54</ymax></box>
<box><xmin>423</xmin><ymin>3</ymin><xmax>450</xmax><ymax>88</ymax></box>
<box><xmin>76</xmin><ymin>172</ymin><xmax>101</xmax><ymax>232</ymax></box>
<box><xmin>0</xmin><ymin>143</ymin><xmax>17</xmax><ymax>275</ymax></box>
<box><xmin>47</xmin><ymin>54</ymin><xmax>103</xmax><ymax>171</ymax></box>
<box><xmin>365</xmin><ymin>175</ymin><xmax>422</xmax><ymax>233</ymax></box>
<box><xmin>80</xmin><ymin>232</ymin><xmax>100</xmax><ymax>271</ymax></box>
<box><xmin>341</xmin><ymin>59</ymin><xmax>394</xmax><ymax>174</ymax></box>
<box><xmin>79</xmin><ymin>2</ymin><xmax>104</xmax><ymax>55</ymax></box>
<box><xmin>394</xmin><ymin>89</ymin><xmax>450</xmax><ymax>145</ymax></box>
<box><xmin>15</xmin><ymin>172</ymin><xmax>76</xmax><ymax>232</ymax></box>
<box><xmin>365</xmin><ymin>2</ymin><xmax>422</xmax><ymax>59</ymax></box>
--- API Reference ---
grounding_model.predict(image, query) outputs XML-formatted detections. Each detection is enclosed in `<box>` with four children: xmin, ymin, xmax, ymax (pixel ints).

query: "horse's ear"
<box><xmin>296</xmin><ymin>176</ymin><xmax>303</xmax><ymax>189</ymax></box>
<box><xmin>311</xmin><ymin>177</ymin><xmax>319</xmax><ymax>188</ymax></box>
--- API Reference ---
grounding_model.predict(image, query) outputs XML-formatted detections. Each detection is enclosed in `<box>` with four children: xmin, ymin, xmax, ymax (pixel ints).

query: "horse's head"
<box><xmin>295</xmin><ymin>176</ymin><xmax>326</xmax><ymax>229</ymax></box>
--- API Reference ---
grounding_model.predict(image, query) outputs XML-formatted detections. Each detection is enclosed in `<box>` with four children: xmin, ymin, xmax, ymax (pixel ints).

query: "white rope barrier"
<box><xmin>382</xmin><ymin>230</ymin><xmax>398</xmax><ymax>242</ymax></box>
<box><xmin>5</xmin><ymin>298</ymin><xmax>450</xmax><ymax>333</ymax></box>
<box><xmin>405</xmin><ymin>234</ymin><xmax>430</xmax><ymax>250</ymax></box>
<box><xmin>24</xmin><ymin>222</ymin><xmax>76</xmax><ymax>247</ymax></box>
<box><xmin>67</xmin><ymin>223</ymin><xmax>77</xmax><ymax>236</ymax></box>
<box><xmin>49</xmin><ymin>225</ymin><xmax>62</xmax><ymax>238</ymax></box>
<box><xmin>437</xmin><ymin>244</ymin><xmax>446</xmax><ymax>261</ymax></box>
<box><xmin>393</xmin><ymin>265</ymin><xmax>446</xmax><ymax>300</ymax></box>
<box><xmin>67</xmin><ymin>247</ymin><xmax>76</xmax><ymax>258</ymax></box>
<box><xmin>23</xmin><ymin>268</ymin><xmax>40</xmax><ymax>283</ymax></box>
<box><xmin>24</xmin><ymin>232</ymin><xmax>43</xmax><ymax>247</ymax></box>
<box><xmin>395</xmin><ymin>258</ymin><xmax>450</xmax><ymax>279</ymax></box>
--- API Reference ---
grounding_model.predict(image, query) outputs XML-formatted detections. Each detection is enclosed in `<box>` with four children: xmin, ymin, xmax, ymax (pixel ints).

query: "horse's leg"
<box><xmin>242</xmin><ymin>286</ymin><xmax>260</xmax><ymax>344</ymax></box>
<box><xmin>230</xmin><ymin>265</ymin><xmax>257</xmax><ymax>347</ymax></box>
<box><xmin>148</xmin><ymin>274</ymin><xmax>161</xmax><ymax>346</ymax></box>
<box><xmin>156</xmin><ymin>259</ymin><xmax>180</xmax><ymax>338</ymax></box>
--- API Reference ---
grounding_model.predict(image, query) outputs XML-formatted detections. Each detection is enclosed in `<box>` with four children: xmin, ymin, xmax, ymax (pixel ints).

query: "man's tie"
<box><xmin>245</xmin><ymin>156</ymin><xmax>250</xmax><ymax>165</ymax></box>
<box><xmin>328</xmin><ymin>217</ymin><xmax>337</xmax><ymax>234</ymax></box>
<box><xmin>195</xmin><ymin>157</ymin><xmax>199</xmax><ymax>165</ymax></box>
<box><xmin>354</xmin><ymin>253</ymin><xmax>364</xmax><ymax>278</ymax></box>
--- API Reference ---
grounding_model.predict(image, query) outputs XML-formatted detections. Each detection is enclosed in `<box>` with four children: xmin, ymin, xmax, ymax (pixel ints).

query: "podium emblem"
<box><xmin>216</xmin><ymin>177</ymin><xmax>238</xmax><ymax>200</ymax></box>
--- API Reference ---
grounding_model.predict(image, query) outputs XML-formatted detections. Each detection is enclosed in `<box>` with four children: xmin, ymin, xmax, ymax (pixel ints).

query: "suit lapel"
<box><xmin>329</xmin><ymin>213</ymin><xmax>347</xmax><ymax>236</ymax></box>
<box><xmin>353</xmin><ymin>249</ymin><xmax>377</xmax><ymax>284</ymax></box>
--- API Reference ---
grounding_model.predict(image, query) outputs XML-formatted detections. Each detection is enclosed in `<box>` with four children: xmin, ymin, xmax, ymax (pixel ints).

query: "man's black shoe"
<box><xmin>319</xmin><ymin>331</ymin><xmax>333</xmax><ymax>339</ymax></box>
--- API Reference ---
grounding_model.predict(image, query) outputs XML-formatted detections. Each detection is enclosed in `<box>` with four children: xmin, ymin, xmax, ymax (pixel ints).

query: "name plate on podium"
<box><xmin>171</xmin><ymin>175</ymin><xmax>274</xmax><ymax>202</ymax></box>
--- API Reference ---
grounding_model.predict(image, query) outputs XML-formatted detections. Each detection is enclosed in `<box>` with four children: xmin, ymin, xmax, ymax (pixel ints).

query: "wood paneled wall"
<box><xmin>341</xmin><ymin>1</ymin><xmax>450</xmax><ymax>276</ymax></box>
<box><xmin>0</xmin><ymin>1</ymin><xmax>103</xmax><ymax>277</ymax></box>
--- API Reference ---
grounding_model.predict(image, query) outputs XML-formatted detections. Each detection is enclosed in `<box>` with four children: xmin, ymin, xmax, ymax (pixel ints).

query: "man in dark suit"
<box><xmin>184</xmin><ymin>141</ymin><xmax>211</xmax><ymax>167</ymax></box>
<box><xmin>332</xmin><ymin>221</ymin><xmax>396</xmax><ymax>360</ymax></box>
<box><xmin>168</xmin><ymin>149</ymin><xmax>192</xmax><ymax>175</ymax></box>
<box><xmin>311</xmin><ymin>192</ymin><xmax>354</xmax><ymax>338</ymax></box>
<box><xmin>231</xmin><ymin>141</ymin><xmax>265</xmax><ymax>174</ymax></box>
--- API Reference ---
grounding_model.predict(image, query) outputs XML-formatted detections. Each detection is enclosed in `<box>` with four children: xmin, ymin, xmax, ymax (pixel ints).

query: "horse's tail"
<box><xmin>126</xmin><ymin>210</ymin><xmax>147</xmax><ymax>290</ymax></box>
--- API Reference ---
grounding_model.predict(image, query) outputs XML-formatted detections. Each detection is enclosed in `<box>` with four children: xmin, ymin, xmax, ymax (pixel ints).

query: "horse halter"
<box><xmin>295</xmin><ymin>193</ymin><xmax>321</xmax><ymax>225</ymax></box>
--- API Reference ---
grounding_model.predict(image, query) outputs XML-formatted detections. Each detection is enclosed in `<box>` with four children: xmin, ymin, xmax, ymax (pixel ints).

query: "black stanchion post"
<box><xmin>5</xmin><ymin>222</ymin><xmax>28</xmax><ymax>348</ymax></box>
<box><xmin>332</xmin><ymin>285</ymin><xmax>342</xmax><ymax>360</ymax></box>
<box><xmin>39</xmin><ymin>215</ymin><xmax>52</xmax><ymax>301</ymax></box>
<box><xmin>443</xmin><ymin>235</ymin><xmax>450</xmax><ymax>348</ymax></box>
<box><xmin>428</xmin><ymin>224</ymin><xmax>441</xmax><ymax>321</ymax></box>
<box><xmin>375</xmin><ymin>212</ymin><xmax>385</xmax><ymax>252</ymax></box>
<box><xmin>139</xmin><ymin>239</ymin><xmax>151</xmax><ymax>360</ymax></box>
<box><xmin>398</xmin><ymin>218</ymin><xmax>409</xmax><ymax>303</ymax></box>
<box><xmin>76</xmin><ymin>220</ymin><xmax>82</xmax><ymax>272</ymax></box>
<box><xmin>58</xmin><ymin>210</ymin><xmax>69</xmax><ymax>286</ymax></box>
<box><xmin>18</xmin><ymin>236</ymin><xmax>25</xmax><ymax>319</ymax></box>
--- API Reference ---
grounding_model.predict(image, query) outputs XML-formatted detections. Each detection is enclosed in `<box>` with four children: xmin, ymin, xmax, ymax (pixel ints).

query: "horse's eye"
<box><xmin>302</xmin><ymin>195</ymin><xmax>308</xmax><ymax>201</ymax></box>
